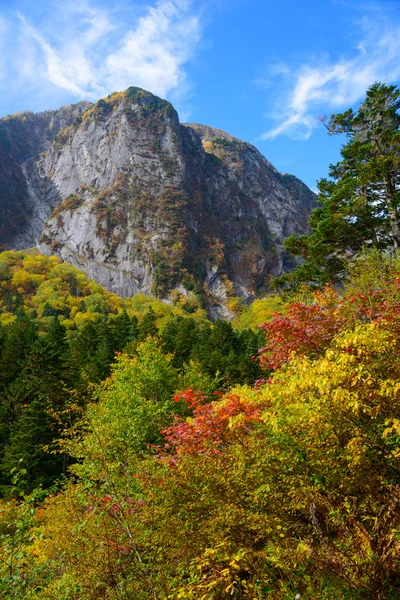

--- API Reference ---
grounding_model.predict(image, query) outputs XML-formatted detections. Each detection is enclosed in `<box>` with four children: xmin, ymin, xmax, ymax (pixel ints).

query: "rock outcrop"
<box><xmin>0</xmin><ymin>87</ymin><xmax>316</xmax><ymax>308</ymax></box>
<box><xmin>0</xmin><ymin>101</ymin><xmax>92</xmax><ymax>247</ymax></box>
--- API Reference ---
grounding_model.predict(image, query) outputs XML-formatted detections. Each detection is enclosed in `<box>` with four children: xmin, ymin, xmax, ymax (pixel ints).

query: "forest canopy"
<box><xmin>1</xmin><ymin>248</ymin><xmax>399</xmax><ymax>599</ymax></box>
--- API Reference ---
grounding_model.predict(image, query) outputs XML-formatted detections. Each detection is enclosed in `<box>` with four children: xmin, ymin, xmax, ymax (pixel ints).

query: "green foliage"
<box><xmin>0</xmin><ymin>492</ymin><xmax>42</xmax><ymax>598</ymax></box>
<box><xmin>0</xmin><ymin>250</ymin><xmax>261</xmax><ymax>496</ymax></box>
<box><xmin>160</xmin><ymin>316</ymin><xmax>264</xmax><ymax>385</ymax></box>
<box><xmin>70</xmin><ymin>339</ymin><xmax>180</xmax><ymax>483</ymax></box>
<box><xmin>1</xmin><ymin>398</ymin><xmax>63</xmax><ymax>495</ymax></box>
<box><xmin>275</xmin><ymin>82</ymin><xmax>400</xmax><ymax>289</ymax></box>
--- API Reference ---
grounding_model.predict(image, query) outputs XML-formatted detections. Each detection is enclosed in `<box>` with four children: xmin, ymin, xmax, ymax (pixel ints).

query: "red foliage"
<box><xmin>348</xmin><ymin>277</ymin><xmax>400</xmax><ymax>334</ymax></box>
<box><xmin>258</xmin><ymin>301</ymin><xmax>346</xmax><ymax>371</ymax></box>
<box><xmin>173</xmin><ymin>389</ymin><xmax>208</xmax><ymax>408</ymax></box>
<box><xmin>163</xmin><ymin>393</ymin><xmax>265</xmax><ymax>455</ymax></box>
<box><xmin>257</xmin><ymin>277</ymin><xmax>400</xmax><ymax>372</ymax></box>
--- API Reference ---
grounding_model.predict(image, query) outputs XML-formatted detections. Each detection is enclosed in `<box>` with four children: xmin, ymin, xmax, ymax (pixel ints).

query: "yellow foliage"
<box><xmin>0</xmin><ymin>250</ymin><xmax>127</xmax><ymax>330</ymax></box>
<box><xmin>202</xmin><ymin>140</ymin><xmax>214</xmax><ymax>153</ymax></box>
<box><xmin>0</xmin><ymin>312</ymin><xmax>17</xmax><ymax>326</ymax></box>
<box><xmin>232</xmin><ymin>295</ymin><xmax>282</xmax><ymax>330</ymax></box>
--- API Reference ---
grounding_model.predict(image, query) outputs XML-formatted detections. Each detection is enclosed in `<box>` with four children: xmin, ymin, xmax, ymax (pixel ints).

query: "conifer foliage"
<box><xmin>276</xmin><ymin>82</ymin><xmax>400</xmax><ymax>288</ymax></box>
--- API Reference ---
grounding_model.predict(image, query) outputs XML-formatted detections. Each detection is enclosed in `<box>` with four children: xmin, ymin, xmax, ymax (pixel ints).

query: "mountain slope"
<box><xmin>1</xmin><ymin>87</ymin><xmax>316</xmax><ymax>308</ymax></box>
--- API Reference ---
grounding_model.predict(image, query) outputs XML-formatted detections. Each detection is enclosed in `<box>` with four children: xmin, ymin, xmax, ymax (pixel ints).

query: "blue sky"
<box><xmin>1</xmin><ymin>0</ymin><xmax>400</xmax><ymax>190</ymax></box>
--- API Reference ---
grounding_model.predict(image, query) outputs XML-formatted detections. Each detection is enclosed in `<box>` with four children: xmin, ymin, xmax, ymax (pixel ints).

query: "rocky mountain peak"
<box><xmin>0</xmin><ymin>87</ymin><xmax>316</xmax><ymax>313</ymax></box>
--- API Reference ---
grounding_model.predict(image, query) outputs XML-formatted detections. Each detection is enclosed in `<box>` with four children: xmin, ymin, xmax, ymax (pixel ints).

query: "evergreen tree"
<box><xmin>0</xmin><ymin>316</ymin><xmax>38</xmax><ymax>394</ymax></box>
<box><xmin>0</xmin><ymin>380</ymin><xmax>31</xmax><ymax>486</ymax></box>
<box><xmin>21</xmin><ymin>317</ymin><xmax>70</xmax><ymax>406</ymax></box>
<box><xmin>1</xmin><ymin>398</ymin><xmax>63</xmax><ymax>494</ymax></box>
<box><xmin>160</xmin><ymin>317</ymin><xmax>198</xmax><ymax>368</ymax></box>
<box><xmin>276</xmin><ymin>82</ymin><xmax>400</xmax><ymax>288</ymax></box>
<box><xmin>138</xmin><ymin>308</ymin><xmax>158</xmax><ymax>340</ymax></box>
<box><xmin>110</xmin><ymin>310</ymin><xmax>137</xmax><ymax>352</ymax></box>
<box><xmin>71</xmin><ymin>319</ymin><xmax>114</xmax><ymax>385</ymax></box>
<box><xmin>0</xmin><ymin>318</ymin><xmax>71</xmax><ymax>491</ymax></box>
<box><xmin>130</xmin><ymin>314</ymin><xmax>139</xmax><ymax>339</ymax></box>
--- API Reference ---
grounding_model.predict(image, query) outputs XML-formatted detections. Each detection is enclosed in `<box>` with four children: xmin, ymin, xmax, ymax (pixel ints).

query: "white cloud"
<box><xmin>262</xmin><ymin>16</ymin><xmax>400</xmax><ymax>140</ymax></box>
<box><xmin>7</xmin><ymin>0</ymin><xmax>201</xmax><ymax>105</ymax></box>
<box><xmin>17</xmin><ymin>12</ymin><xmax>94</xmax><ymax>97</ymax></box>
<box><xmin>105</xmin><ymin>0</ymin><xmax>201</xmax><ymax>97</ymax></box>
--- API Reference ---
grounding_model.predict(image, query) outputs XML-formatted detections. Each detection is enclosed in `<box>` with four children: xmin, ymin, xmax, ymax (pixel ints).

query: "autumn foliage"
<box><xmin>257</xmin><ymin>285</ymin><xmax>346</xmax><ymax>370</ymax></box>
<box><xmin>258</xmin><ymin>274</ymin><xmax>400</xmax><ymax>372</ymax></box>
<box><xmin>1</xmin><ymin>82</ymin><xmax>400</xmax><ymax>598</ymax></box>
<box><xmin>163</xmin><ymin>390</ymin><xmax>265</xmax><ymax>455</ymax></box>
<box><xmin>1</xmin><ymin>251</ymin><xmax>400</xmax><ymax>599</ymax></box>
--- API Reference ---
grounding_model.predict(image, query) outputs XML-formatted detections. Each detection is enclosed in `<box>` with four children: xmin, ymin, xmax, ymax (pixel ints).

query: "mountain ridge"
<box><xmin>0</xmin><ymin>87</ymin><xmax>316</xmax><ymax>313</ymax></box>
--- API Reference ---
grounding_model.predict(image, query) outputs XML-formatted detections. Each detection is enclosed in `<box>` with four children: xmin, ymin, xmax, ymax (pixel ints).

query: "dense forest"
<box><xmin>0</xmin><ymin>83</ymin><xmax>399</xmax><ymax>599</ymax></box>
<box><xmin>0</xmin><ymin>249</ymin><xmax>269</xmax><ymax>495</ymax></box>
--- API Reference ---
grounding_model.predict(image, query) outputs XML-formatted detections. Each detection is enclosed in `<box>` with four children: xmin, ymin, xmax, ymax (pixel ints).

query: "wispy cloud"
<box><xmin>261</xmin><ymin>15</ymin><xmax>400</xmax><ymax>140</ymax></box>
<box><xmin>105</xmin><ymin>1</ymin><xmax>200</xmax><ymax>98</ymax></box>
<box><xmin>17</xmin><ymin>11</ymin><xmax>101</xmax><ymax>97</ymax></box>
<box><xmin>2</xmin><ymin>0</ymin><xmax>201</xmax><ymax>111</ymax></box>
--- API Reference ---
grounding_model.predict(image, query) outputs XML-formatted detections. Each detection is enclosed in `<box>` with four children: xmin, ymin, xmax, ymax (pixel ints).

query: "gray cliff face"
<box><xmin>1</xmin><ymin>87</ymin><xmax>316</xmax><ymax>306</ymax></box>
<box><xmin>0</xmin><ymin>101</ymin><xmax>92</xmax><ymax>245</ymax></box>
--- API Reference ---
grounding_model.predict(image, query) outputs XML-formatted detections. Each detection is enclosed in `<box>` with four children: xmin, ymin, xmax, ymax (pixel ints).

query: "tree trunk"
<box><xmin>384</xmin><ymin>176</ymin><xmax>400</xmax><ymax>249</ymax></box>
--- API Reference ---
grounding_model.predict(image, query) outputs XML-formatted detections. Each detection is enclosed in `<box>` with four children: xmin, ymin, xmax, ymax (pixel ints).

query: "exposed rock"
<box><xmin>0</xmin><ymin>101</ymin><xmax>92</xmax><ymax>245</ymax></box>
<box><xmin>1</xmin><ymin>87</ymin><xmax>316</xmax><ymax>309</ymax></box>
